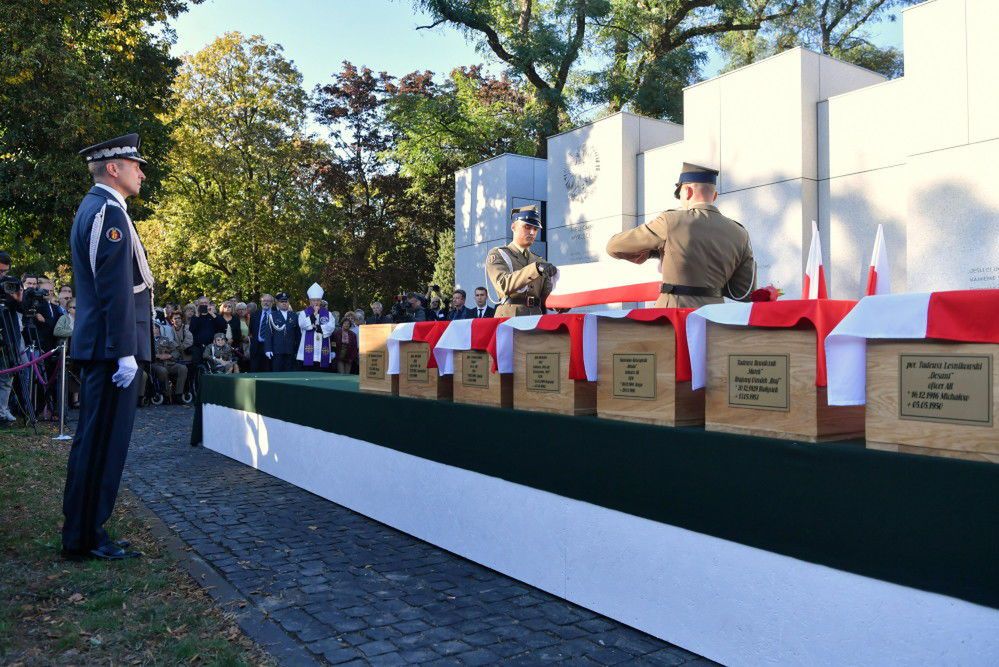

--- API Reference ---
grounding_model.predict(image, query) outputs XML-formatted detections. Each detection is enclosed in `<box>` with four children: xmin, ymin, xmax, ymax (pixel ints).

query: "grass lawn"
<box><xmin>0</xmin><ymin>423</ymin><xmax>272</xmax><ymax>665</ymax></box>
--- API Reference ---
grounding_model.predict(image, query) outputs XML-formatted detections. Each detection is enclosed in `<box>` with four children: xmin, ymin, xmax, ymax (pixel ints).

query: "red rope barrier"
<box><xmin>0</xmin><ymin>346</ymin><xmax>59</xmax><ymax>376</ymax></box>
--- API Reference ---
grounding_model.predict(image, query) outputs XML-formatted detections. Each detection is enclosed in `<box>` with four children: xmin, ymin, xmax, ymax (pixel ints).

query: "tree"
<box><xmin>413</xmin><ymin>1</ymin><xmax>799</xmax><ymax>149</ymax></box>
<box><xmin>717</xmin><ymin>1</ymin><xmax>919</xmax><ymax>78</ymax></box>
<box><xmin>312</xmin><ymin>63</ymin><xmax>450</xmax><ymax>309</ymax></box>
<box><xmin>430</xmin><ymin>229</ymin><xmax>456</xmax><ymax>295</ymax></box>
<box><xmin>584</xmin><ymin>1</ymin><xmax>799</xmax><ymax>119</ymax></box>
<box><xmin>0</xmin><ymin>0</ymin><xmax>200</xmax><ymax>275</ymax></box>
<box><xmin>388</xmin><ymin>66</ymin><xmax>538</xmax><ymax>193</ymax></box>
<box><xmin>140</xmin><ymin>33</ymin><xmax>322</xmax><ymax>304</ymax></box>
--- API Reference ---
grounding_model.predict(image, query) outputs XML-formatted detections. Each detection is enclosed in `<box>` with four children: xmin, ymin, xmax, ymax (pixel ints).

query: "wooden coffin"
<box><xmin>596</xmin><ymin>319</ymin><xmax>703</xmax><ymax>427</ymax></box>
<box><xmin>705</xmin><ymin>324</ymin><xmax>864</xmax><ymax>442</ymax></box>
<box><xmin>358</xmin><ymin>323</ymin><xmax>398</xmax><ymax>395</ymax></box>
<box><xmin>513</xmin><ymin>329</ymin><xmax>596</xmax><ymax>416</ymax></box>
<box><xmin>397</xmin><ymin>340</ymin><xmax>452</xmax><ymax>401</ymax></box>
<box><xmin>866</xmin><ymin>340</ymin><xmax>997</xmax><ymax>463</ymax></box>
<box><xmin>453</xmin><ymin>349</ymin><xmax>512</xmax><ymax>409</ymax></box>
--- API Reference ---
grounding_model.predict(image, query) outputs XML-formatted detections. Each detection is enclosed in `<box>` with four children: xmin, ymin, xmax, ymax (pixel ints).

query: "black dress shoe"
<box><xmin>114</xmin><ymin>539</ymin><xmax>131</xmax><ymax>549</ymax></box>
<box><xmin>89</xmin><ymin>543</ymin><xmax>142</xmax><ymax>560</ymax></box>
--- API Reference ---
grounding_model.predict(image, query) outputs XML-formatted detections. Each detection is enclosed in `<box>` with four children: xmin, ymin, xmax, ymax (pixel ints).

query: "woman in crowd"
<box><xmin>235</xmin><ymin>302</ymin><xmax>251</xmax><ymax>372</ymax></box>
<box><xmin>333</xmin><ymin>316</ymin><xmax>358</xmax><ymax>375</ymax></box>
<box><xmin>215</xmin><ymin>300</ymin><xmax>242</xmax><ymax>345</ymax></box>
<box><xmin>183</xmin><ymin>303</ymin><xmax>196</xmax><ymax>323</ymax></box>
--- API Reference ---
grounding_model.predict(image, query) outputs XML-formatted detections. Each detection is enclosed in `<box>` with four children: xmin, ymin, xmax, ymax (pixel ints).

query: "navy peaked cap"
<box><xmin>511</xmin><ymin>205</ymin><xmax>542</xmax><ymax>228</ymax></box>
<box><xmin>79</xmin><ymin>133</ymin><xmax>147</xmax><ymax>164</ymax></box>
<box><xmin>674</xmin><ymin>162</ymin><xmax>718</xmax><ymax>199</ymax></box>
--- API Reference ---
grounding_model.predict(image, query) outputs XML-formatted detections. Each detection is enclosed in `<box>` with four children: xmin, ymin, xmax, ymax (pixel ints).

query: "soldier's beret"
<box><xmin>79</xmin><ymin>133</ymin><xmax>147</xmax><ymax>164</ymax></box>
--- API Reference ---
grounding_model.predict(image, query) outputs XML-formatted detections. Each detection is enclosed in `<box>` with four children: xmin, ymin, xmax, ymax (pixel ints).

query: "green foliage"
<box><xmin>312</xmin><ymin>63</ymin><xmax>451</xmax><ymax>308</ymax></box>
<box><xmin>717</xmin><ymin>1</ymin><xmax>919</xmax><ymax>78</ymax></box>
<box><xmin>0</xmin><ymin>0</ymin><xmax>199</xmax><ymax>277</ymax></box>
<box><xmin>415</xmin><ymin>1</ymin><xmax>800</xmax><ymax>137</ymax></box>
<box><xmin>141</xmin><ymin>33</ymin><xmax>324</xmax><ymax>305</ymax></box>
<box><xmin>431</xmin><ymin>229</ymin><xmax>456</xmax><ymax>295</ymax></box>
<box><xmin>387</xmin><ymin>66</ymin><xmax>538</xmax><ymax>192</ymax></box>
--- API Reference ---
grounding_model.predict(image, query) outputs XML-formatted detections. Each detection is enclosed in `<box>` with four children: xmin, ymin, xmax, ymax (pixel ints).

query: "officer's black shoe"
<box><xmin>114</xmin><ymin>539</ymin><xmax>131</xmax><ymax>549</ymax></box>
<box><xmin>88</xmin><ymin>543</ymin><xmax>142</xmax><ymax>560</ymax></box>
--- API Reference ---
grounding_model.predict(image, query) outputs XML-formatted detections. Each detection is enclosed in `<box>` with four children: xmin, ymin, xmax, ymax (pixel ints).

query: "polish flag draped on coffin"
<box><xmin>826</xmin><ymin>289</ymin><xmax>999</xmax><ymax>405</ymax></box>
<box><xmin>686</xmin><ymin>299</ymin><xmax>857</xmax><ymax>389</ymax></box>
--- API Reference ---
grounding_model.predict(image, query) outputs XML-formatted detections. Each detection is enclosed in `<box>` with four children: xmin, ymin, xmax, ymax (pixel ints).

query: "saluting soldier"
<box><xmin>264</xmin><ymin>292</ymin><xmax>299</xmax><ymax>372</ymax></box>
<box><xmin>606</xmin><ymin>163</ymin><xmax>756</xmax><ymax>307</ymax></box>
<box><xmin>63</xmin><ymin>133</ymin><xmax>153</xmax><ymax>561</ymax></box>
<box><xmin>485</xmin><ymin>205</ymin><xmax>558</xmax><ymax>317</ymax></box>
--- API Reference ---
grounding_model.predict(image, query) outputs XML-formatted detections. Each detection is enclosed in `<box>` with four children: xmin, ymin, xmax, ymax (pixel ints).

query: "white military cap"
<box><xmin>307</xmin><ymin>282</ymin><xmax>324</xmax><ymax>300</ymax></box>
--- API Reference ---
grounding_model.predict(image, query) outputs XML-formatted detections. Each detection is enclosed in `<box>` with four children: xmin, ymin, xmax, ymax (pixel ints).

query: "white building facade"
<box><xmin>455</xmin><ymin>0</ymin><xmax>999</xmax><ymax>301</ymax></box>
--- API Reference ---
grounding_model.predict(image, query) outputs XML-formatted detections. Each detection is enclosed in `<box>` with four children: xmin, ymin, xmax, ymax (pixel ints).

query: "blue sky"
<box><xmin>171</xmin><ymin>0</ymin><xmax>905</xmax><ymax>94</ymax></box>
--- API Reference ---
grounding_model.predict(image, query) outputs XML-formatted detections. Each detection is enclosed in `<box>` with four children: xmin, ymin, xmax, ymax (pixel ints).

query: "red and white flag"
<box><xmin>864</xmin><ymin>224</ymin><xmax>891</xmax><ymax>296</ymax></box>
<box><xmin>826</xmin><ymin>289</ymin><xmax>999</xmax><ymax>405</ymax></box>
<box><xmin>802</xmin><ymin>220</ymin><xmax>827</xmax><ymax>299</ymax></box>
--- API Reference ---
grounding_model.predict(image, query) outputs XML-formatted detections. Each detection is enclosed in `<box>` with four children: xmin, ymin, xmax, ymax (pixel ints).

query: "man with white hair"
<box><xmin>605</xmin><ymin>162</ymin><xmax>756</xmax><ymax>307</ymax></box>
<box><xmin>297</xmin><ymin>282</ymin><xmax>336</xmax><ymax>370</ymax></box>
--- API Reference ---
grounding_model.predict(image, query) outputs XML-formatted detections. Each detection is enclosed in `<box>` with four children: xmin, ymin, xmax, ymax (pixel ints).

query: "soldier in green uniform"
<box><xmin>605</xmin><ymin>163</ymin><xmax>756</xmax><ymax>307</ymax></box>
<box><xmin>486</xmin><ymin>205</ymin><xmax>558</xmax><ymax>317</ymax></box>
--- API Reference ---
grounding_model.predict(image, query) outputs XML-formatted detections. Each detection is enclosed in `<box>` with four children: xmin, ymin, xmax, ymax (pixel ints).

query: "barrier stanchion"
<box><xmin>53</xmin><ymin>342</ymin><xmax>72</xmax><ymax>441</ymax></box>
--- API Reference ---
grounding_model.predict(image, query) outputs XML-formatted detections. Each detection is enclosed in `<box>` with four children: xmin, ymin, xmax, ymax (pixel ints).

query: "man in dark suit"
<box><xmin>63</xmin><ymin>133</ymin><xmax>151</xmax><ymax>561</ymax></box>
<box><xmin>248</xmin><ymin>293</ymin><xmax>274</xmax><ymax>372</ymax></box>
<box><xmin>264</xmin><ymin>292</ymin><xmax>298</xmax><ymax>372</ymax></box>
<box><xmin>470</xmin><ymin>286</ymin><xmax>495</xmax><ymax>319</ymax></box>
<box><xmin>446</xmin><ymin>289</ymin><xmax>475</xmax><ymax>321</ymax></box>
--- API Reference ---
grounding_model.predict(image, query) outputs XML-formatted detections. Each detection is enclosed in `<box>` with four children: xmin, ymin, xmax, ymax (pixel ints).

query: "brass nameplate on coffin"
<box><xmin>612</xmin><ymin>353</ymin><xmax>656</xmax><ymax>400</ymax></box>
<box><xmin>461</xmin><ymin>351</ymin><xmax>490</xmax><ymax>388</ymax></box>
<box><xmin>366</xmin><ymin>351</ymin><xmax>385</xmax><ymax>379</ymax></box>
<box><xmin>899</xmin><ymin>354</ymin><xmax>992</xmax><ymax>426</ymax></box>
<box><xmin>728</xmin><ymin>354</ymin><xmax>790</xmax><ymax>411</ymax></box>
<box><xmin>405</xmin><ymin>349</ymin><xmax>429</xmax><ymax>384</ymax></box>
<box><xmin>526</xmin><ymin>352</ymin><xmax>560</xmax><ymax>393</ymax></box>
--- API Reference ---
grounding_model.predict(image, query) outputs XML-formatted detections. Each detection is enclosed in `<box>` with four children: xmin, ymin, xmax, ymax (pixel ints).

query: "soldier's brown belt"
<box><xmin>660</xmin><ymin>284</ymin><xmax>722</xmax><ymax>298</ymax></box>
<box><xmin>505</xmin><ymin>296</ymin><xmax>540</xmax><ymax>307</ymax></box>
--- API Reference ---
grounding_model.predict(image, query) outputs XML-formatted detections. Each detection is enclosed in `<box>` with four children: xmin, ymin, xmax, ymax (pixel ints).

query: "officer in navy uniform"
<box><xmin>264</xmin><ymin>292</ymin><xmax>299</xmax><ymax>372</ymax></box>
<box><xmin>63</xmin><ymin>133</ymin><xmax>152</xmax><ymax>561</ymax></box>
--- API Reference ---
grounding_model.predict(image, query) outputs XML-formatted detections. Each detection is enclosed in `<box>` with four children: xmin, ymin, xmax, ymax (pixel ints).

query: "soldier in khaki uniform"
<box><xmin>606</xmin><ymin>163</ymin><xmax>756</xmax><ymax>307</ymax></box>
<box><xmin>486</xmin><ymin>206</ymin><xmax>558</xmax><ymax>317</ymax></box>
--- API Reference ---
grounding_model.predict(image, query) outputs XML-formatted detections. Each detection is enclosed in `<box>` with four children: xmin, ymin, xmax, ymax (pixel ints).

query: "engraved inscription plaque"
<box><xmin>526</xmin><ymin>352</ymin><xmax>560</xmax><ymax>392</ymax></box>
<box><xmin>899</xmin><ymin>354</ymin><xmax>992</xmax><ymax>426</ymax></box>
<box><xmin>462</xmin><ymin>351</ymin><xmax>490</xmax><ymax>388</ymax></box>
<box><xmin>405</xmin><ymin>348</ymin><xmax>429</xmax><ymax>384</ymax></box>
<box><xmin>365</xmin><ymin>351</ymin><xmax>385</xmax><ymax>379</ymax></box>
<box><xmin>728</xmin><ymin>355</ymin><xmax>790</xmax><ymax>411</ymax></box>
<box><xmin>612</xmin><ymin>353</ymin><xmax>656</xmax><ymax>400</ymax></box>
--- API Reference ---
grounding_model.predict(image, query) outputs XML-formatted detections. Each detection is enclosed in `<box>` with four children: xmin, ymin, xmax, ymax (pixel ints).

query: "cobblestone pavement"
<box><xmin>123</xmin><ymin>405</ymin><xmax>712</xmax><ymax>666</ymax></box>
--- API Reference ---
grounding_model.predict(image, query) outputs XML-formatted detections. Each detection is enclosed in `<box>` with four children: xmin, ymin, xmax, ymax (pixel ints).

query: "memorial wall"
<box><xmin>454</xmin><ymin>0</ymin><xmax>999</xmax><ymax>301</ymax></box>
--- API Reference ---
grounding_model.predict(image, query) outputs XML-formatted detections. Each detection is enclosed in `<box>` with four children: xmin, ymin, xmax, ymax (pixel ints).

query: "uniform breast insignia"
<box><xmin>106</xmin><ymin>227</ymin><xmax>123</xmax><ymax>242</ymax></box>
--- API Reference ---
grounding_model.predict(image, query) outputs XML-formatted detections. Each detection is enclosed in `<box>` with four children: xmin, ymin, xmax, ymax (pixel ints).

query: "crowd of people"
<box><xmin>0</xmin><ymin>242</ymin><xmax>503</xmax><ymax>422</ymax></box>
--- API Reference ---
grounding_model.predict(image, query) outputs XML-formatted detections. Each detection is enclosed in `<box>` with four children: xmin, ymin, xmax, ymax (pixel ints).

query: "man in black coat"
<box><xmin>446</xmin><ymin>289</ymin><xmax>475</xmax><ymax>321</ymax></box>
<box><xmin>248</xmin><ymin>293</ymin><xmax>274</xmax><ymax>372</ymax></box>
<box><xmin>470</xmin><ymin>286</ymin><xmax>496</xmax><ymax>319</ymax></box>
<box><xmin>63</xmin><ymin>133</ymin><xmax>151</xmax><ymax>561</ymax></box>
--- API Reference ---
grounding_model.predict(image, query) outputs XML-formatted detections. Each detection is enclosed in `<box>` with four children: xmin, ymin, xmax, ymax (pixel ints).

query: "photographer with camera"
<box><xmin>389</xmin><ymin>292</ymin><xmax>429</xmax><ymax>323</ymax></box>
<box><xmin>0</xmin><ymin>252</ymin><xmax>28</xmax><ymax>425</ymax></box>
<box><xmin>19</xmin><ymin>274</ymin><xmax>59</xmax><ymax>354</ymax></box>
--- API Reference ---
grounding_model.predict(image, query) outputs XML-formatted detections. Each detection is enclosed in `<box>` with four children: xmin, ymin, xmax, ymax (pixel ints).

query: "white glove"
<box><xmin>265</xmin><ymin>351</ymin><xmax>273</xmax><ymax>359</ymax></box>
<box><xmin>112</xmin><ymin>355</ymin><xmax>138</xmax><ymax>388</ymax></box>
